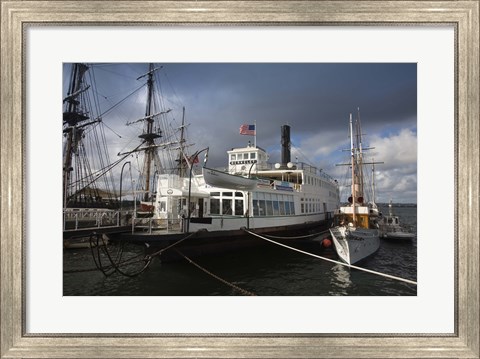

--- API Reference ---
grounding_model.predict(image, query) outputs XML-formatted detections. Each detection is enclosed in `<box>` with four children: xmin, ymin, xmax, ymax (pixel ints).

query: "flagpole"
<box><xmin>254</xmin><ymin>120</ymin><xmax>257</xmax><ymax>148</ymax></box>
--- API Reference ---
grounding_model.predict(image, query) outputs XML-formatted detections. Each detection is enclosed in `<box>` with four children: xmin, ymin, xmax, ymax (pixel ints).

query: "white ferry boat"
<box><xmin>135</xmin><ymin>125</ymin><xmax>340</xmax><ymax>246</ymax></box>
<box><xmin>156</xmin><ymin>133</ymin><xmax>339</xmax><ymax>237</ymax></box>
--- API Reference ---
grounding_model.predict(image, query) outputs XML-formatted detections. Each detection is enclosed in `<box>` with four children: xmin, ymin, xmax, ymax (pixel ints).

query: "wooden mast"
<box><xmin>137</xmin><ymin>64</ymin><xmax>162</xmax><ymax>202</ymax></box>
<box><xmin>349</xmin><ymin>113</ymin><xmax>356</xmax><ymax>225</ymax></box>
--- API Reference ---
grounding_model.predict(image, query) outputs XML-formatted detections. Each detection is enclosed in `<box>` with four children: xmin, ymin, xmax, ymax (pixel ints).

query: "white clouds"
<box><xmin>370</xmin><ymin>128</ymin><xmax>417</xmax><ymax>169</ymax></box>
<box><xmin>298</xmin><ymin>126</ymin><xmax>418</xmax><ymax>203</ymax></box>
<box><xmin>368</xmin><ymin>128</ymin><xmax>417</xmax><ymax>203</ymax></box>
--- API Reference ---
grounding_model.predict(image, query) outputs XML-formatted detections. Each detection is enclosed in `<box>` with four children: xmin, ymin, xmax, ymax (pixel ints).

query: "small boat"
<box><xmin>202</xmin><ymin>167</ymin><xmax>258</xmax><ymax>190</ymax></box>
<box><xmin>378</xmin><ymin>200</ymin><xmax>415</xmax><ymax>240</ymax></box>
<box><xmin>329</xmin><ymin>112</ymin><xmax>380</xmax><ymax>265</ymax></box>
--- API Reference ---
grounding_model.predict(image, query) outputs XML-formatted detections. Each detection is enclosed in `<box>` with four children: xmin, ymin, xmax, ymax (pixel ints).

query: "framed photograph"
<box><xmin>1</xmin><ymin>1</ymin><xmax>479</xmax><ymax>357</ymax></box>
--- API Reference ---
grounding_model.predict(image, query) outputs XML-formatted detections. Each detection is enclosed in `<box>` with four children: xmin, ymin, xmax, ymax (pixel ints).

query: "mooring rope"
<box><xmin>175</xmin><ymin>250</ymin><xmax>256</xmax><ymax>296</ymax></box>
<box><xmin>243</xmin><ymin>228</ymin><xmax>417</xmax><ymax>286</ymax></box>
<box><xmin>261</xmin><ymin>229</ymin><xmax>329</xmax><ymax>240</ymax></box>
<box><xmin>146</xmin><ymin>231</ymin><xmax>199</xmax><ymax>258</ymax></box>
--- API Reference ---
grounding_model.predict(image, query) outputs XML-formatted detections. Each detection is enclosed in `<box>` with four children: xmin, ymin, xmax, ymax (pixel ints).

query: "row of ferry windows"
<box><xmin>301</xmin><ymin>203</ymin><xmax>324</xmax><ymax>214</ymax></box>
<box><xmin>253</xmin><ymin>200</ymin><xmax>295</xmax><ymax>216</ymax></box>
<box><xmin>208</xmin><ymin>191</ymin><xmax>297</xmax><ymax>217</ymax></box>
<box><xmin>230</xmin><ymin>153</ymin><xmax>256</xmax><ymax>160</ymax></box>
<box><xmin>300</xmin><ymin>197</ymin><xmax>327</xmax><ymax>214</ymax></box>
<box><xmin>304</xmin><ymin>175</ymin><xmax>335</xmax><ymax>189</ymax></box>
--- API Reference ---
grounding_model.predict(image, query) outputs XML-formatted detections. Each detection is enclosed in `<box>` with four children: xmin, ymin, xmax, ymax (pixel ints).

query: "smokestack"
<box><xmin>281</xmin><ymin>125</ymin><xmax>291</xmax><ymax>166</ymax></box>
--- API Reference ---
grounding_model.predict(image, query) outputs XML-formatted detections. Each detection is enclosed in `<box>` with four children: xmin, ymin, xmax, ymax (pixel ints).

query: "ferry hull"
<box><xmin>112</xmin><ymin>218</ymin><xmax>332</xmax><ymax>262</ymax></box>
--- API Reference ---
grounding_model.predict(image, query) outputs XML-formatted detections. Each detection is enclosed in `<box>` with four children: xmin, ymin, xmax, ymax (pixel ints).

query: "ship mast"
<box><xmin>63</xmin><ymin>63</ymin><xmax>107</xmax><ymax>208</ymax></box>
<box><xmin>355</xmin><ymin>107</ymin><xmax>365</xmax><ymax>199</ymax></box>
<box><xmin>137</xmin><ymin>64</ymin><xmax>162</xmax><ymax>202</ymax></box>
<box><xmin>178</xmin><ymin>107</ymin><xmax>187</xmax><ymax>178</ymax></box>
<box><xmin>349</xmin><ymin>113</ymin><xmax>356</xmax><ymax>224</ymax></box>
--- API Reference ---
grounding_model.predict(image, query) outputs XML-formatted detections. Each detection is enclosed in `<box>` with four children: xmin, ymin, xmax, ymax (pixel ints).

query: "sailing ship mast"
<box><xmin>349</xmin><ymin>113</ymin><xmax>357</xmax><ymax>224</ymax></box>
<box><xmin>355</xmin><ymin>108</ymin><xmax>365</xmax><ymax>199</ymax></box>
<box><xmin>136</xmin><ymin>64</ymin><xmax>163</xmax><ymax>202</ymax></box>
<box><xmin>178</xmin><ymin>107</ymin><xmax>188</xmax><ymax>178</ymax></box>
<box><xmin>64</xmin><ymin>64</ymin><xmax>90</xmax><ymax>207</ymax></box>
<box><xmin>63</xmin><ymin>63</ymin><xmax>117</xmax><ymax>209</ymax></box>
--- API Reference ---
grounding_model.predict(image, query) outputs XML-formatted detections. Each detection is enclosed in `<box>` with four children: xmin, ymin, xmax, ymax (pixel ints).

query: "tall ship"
<box><xmin>329</xmin><ymin>113</ymin><xmax>381</xmax><ymax>265</ymax></box>
<box><xmin>63</xmin><ymin>63</ymin><xmax>122</xmax><ymax>243</ymax></box>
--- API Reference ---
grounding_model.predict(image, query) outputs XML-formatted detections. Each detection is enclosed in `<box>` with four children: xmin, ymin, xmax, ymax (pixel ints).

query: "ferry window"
<box><xmin>253</xmin><ymin>200</ymin><xmax>259</xmax><ymax>216</ymax></box>
<box><xmin>159</xmin><ymin>201</ymin><xmax>166</xmax><ymax>212</ymax></box>
<box><xmin>279</xmin><ymin>201</ymin><xmax>285</xmax><ymax>215</ymax></box>
<box><xmin>243</xmin><ymin>153</ymin><xmax>249</xmax><ymax>160</ymax></box>
<box><xmin>272</xmin><ymin>201</ymin><xmax>279</xmax><ymax>215</ymax></box>
<box><xmin>301</xmin><ymin>204</ymin><xmax>304</xmax><ymax>213</ymax></box>
<box><xmin>231</xmin><ymin>154</ymin><xmax>236</xmax><ymax>161</ymax></box>
<box><xmin>250</xmin><ymin>153</ymin><xmax>256</xmax><ymax>159</ymax></box>
<box><xmin>223</xmin><ymin>192</ymin><xmax>233</xmax><ymax>197</ymax></box>
<box><xmin>235</xmin><ymin>199</ymin><xmax>243</xmax><ymax>216</ymax></box>
<box><xmin>284</xmin><ymin>201</ymin><xmax>290</xmax><ymax>215</ymax></box>
<box><xmin>210</xmin><ymin>198</ymin><xmax>220</xmax><ymax>214</ymax></box>
<box><xmin>211</xmin><ymin>192</ymin><xmax>220</xmax><ymax>197</ymax></box>
<box><xmin>266</xmin><ymin>200</ymin><xmax>273</xmax><ymax>216</ymax></box>
<box><xmin>258</xmin><ymin>200</ymin><xmax>266</xmax><ymax>216</ymax></box>
<box><xmin>235</xmin><ymin>192</ymin><xmax>243</xmax><ymax>197</ymax></box>
<box><xmin>222</xmin><ymin>199</ymin><xmax>232</xmax><ymax>215</ymax></box>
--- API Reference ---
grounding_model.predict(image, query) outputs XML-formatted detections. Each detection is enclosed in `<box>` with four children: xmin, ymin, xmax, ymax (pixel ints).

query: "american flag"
<box><xmin>239</xmin><ymin>124</ymin><xmax>256</xmax><ymax>136</ymax></box>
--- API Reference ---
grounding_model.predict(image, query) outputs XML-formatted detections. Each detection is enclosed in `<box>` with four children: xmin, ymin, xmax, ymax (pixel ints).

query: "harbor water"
<box><xmin>63</xmin><ymin>206</ymin><xmax>417</xmax><ymax>296</ymax></box>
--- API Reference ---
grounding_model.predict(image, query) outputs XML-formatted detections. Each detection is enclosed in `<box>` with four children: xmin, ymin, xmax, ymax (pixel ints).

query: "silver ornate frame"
<box><xmin>1</xmin><ymin>1</ymin><xmax>479</xmax><ymax>358</ymax></box>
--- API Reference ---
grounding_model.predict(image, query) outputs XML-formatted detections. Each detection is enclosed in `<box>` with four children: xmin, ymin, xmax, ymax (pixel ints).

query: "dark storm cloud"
<box><xmin>161</xmin><ymin>63</ymin><xmax>416</xmax><ymax>139</ymax></box>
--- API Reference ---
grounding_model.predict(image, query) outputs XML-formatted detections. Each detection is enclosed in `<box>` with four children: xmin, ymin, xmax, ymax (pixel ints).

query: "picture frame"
<box><xmin>1</xmin><ymin>1</ymin><xmax>478</xmax><ymax>357</ymax></box>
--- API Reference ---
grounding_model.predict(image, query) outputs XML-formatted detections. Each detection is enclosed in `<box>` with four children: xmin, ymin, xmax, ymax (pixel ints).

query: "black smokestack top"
<box><xmin>281</xmin><ymin>125</ymin><xmax>291</xmax><ymax>166</ymax></box>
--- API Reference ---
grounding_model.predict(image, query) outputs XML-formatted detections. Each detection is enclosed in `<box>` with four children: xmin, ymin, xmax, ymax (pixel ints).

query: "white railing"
<box><xmin>130</xmin><ymin>217</ymin><xmax>183</xmax><ymax>234</ymax></box>
<box><xmin>63</xmin><ymin>208</ymin><xmax>132</xmax><ymax>231</ymax></box>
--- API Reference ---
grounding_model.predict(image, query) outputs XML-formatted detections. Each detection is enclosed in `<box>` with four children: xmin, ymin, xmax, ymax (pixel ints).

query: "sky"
<box><xmin>63</xmin><ymin>63</ymin><xmax>417</xmax><ymax>203</ymax></box>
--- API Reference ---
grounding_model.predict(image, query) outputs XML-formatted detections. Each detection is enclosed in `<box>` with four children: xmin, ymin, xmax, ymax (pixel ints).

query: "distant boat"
<box><xmin>378</xmin><ymin>200</ymin><xmax>415</xmax><ymax>240</ymax></box>
<box><xmin>329</xmin><ymin>112</ymin><xmax>381</xmax><ymax>265</ymax></box>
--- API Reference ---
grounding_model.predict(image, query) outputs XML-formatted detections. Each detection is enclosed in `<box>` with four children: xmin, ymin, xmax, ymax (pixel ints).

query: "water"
<box><xmin>63</xmin><ymin>206</ymin><xmax>417</xmax><ymax>296</ymax></box>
